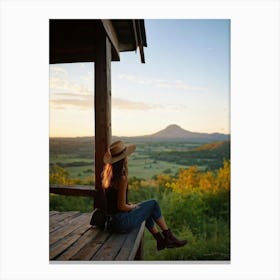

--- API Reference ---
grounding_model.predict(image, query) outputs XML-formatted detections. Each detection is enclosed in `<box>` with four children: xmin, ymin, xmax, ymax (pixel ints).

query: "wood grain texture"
<box><xmin>50</xmin><ymin>185</ymin><xmax>96</xmax><ymax>197</ymax></box>
<box><xmin>115</xmin><ymin>221</ymin><xmax>145</xmax><ymax>260</ymax></box>
<box><xmin>101</xmin><ymin>20</ymin><xmax>120</xmax><ymax>61</ymax></box>
<box><xmin>50</xmin><ymin>213</ymin><xmax>90</xmax><ymax>245</ymax></box>
<box><xmin>91</xmin><ymin>232</ymin><xmax>128</xmax><ymax>260</ymax></box>
<box><xmin>50</xmin><ymin>223</ymin><xmax>93</xmax><ymax>259</ymax></box>
<box><xmin>94</xmin><ymin>34</ymin><xmax>112</xmax><ymax>210</ymax></box>
<box><xmin>50</xmin><ymin>212</ymin><xmax>145</xmax><ymax>261</ymax></box>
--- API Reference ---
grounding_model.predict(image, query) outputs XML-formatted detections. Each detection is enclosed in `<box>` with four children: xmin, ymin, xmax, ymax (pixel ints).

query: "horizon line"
<box><xmin>49</xmin><ymin>132</ymin><xmax>231</xmax><ymax>138</ymax></box>
<box><xmin>49</xmin><ymin>124</ymin><xmax>230</xmax><ymax>138</ymax></box>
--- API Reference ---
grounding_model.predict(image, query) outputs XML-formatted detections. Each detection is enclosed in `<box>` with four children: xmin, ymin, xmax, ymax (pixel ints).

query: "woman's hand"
<box><xmin>127</xmin><ymin>203</ymin><xmax>138</xmax><ymax>211</ymax></box>
<box><xmin>131</xmin><ymin>203</ymin><xmax>139</xmax><ymax>210</ymax></box>
<box><xmin>128</xmin><ymin>202</ymin><xmax>137</xmax><ymax>207</ymax></box>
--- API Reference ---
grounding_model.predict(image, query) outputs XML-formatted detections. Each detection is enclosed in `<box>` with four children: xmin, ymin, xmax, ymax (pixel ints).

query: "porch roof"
<box><xmin>49</xmin><ymin>19</ymin><xmax>147</xmax><ymax>64</ymax></box>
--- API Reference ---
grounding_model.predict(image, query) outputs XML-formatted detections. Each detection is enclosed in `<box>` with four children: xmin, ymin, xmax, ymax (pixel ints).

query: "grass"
<box><xmin>128</xmin><ymin>156</ymin><xmax>186</xmax><ymax>179</ymax></box>
<box><xmin>143</xmin><ymin>214</ymin><xmax>230</xmax><ymax>261</ymax></box>
<box><xmin>65</xmin><ymin>165</ymin><xmax>94</xmax><ymax>178</ymax></box>
<box><xmin>128</xmin><ymin>185</ymin><xmax>230</xmax><ymax>261</ymax></box>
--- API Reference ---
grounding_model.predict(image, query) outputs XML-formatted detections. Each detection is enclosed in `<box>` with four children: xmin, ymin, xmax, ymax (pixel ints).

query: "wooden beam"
<box><xmin>94</xmin><ymin>34</ymin><xmax>112</xmax><ymax>210</ymax></box>
<box><xmin>132</xmin><ymin>20</ymin><xmax>139</xmax><ymax>49</ymax></box>
<box><xmin>128</xmin><ymin>221</ymin><xmax>145</xmax><ymax>260</ymax></box>
<box><xmin>101</xmin><ymin>20</ymin><xmax>120</xmax><ymax>61</ymax></box>
<box><xmin>131</xmin><ymin>20</ymin><xmax>145</xmax><ymax>64</ymax></box>
<box><xmin>139</xmin><ymin>44</ymin><xmax>145</xmax><ymax>64</ymax></box>
<box><xmin>50</xmin><ymin>185</ymin><xmax>96</xmax><ymax>197</ymax></box>
<box><xmin>134</xmin><ymin>232</ymin><xmax>144</xmax><ymax>260</ymax></box>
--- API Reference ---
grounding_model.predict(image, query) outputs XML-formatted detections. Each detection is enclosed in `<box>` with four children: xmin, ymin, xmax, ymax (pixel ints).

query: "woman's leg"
<box><xmin>141</xmin><ymin>200</ymin><xmax>188</xmax><ymax>249</ymax></box>
<box><xmin>140</xmin><ymin>200</ymin><xmax>167</xmax><ymax>251</ymax></box>
<box><xmin>112</xmin><ymin>199</ymin><xmax>163</xmax><ymax>232</ymax></box>
<box><xmin>155</xmin><ymin>216</ymin><xmax>168</xmax><ymax>231</ymax></box>
<box><xmin>137</xmin><ymin>199</ymin><xmax>166</xmax><ymax>231</ymax></box>
<box><xmin>112</xmin><ymin>199</ymin><xmax>187</xmax><ymax>250</ymax></box>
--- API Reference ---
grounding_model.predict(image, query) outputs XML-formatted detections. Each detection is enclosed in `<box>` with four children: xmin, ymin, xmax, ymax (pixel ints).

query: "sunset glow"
<box><xmin>50</xmin><ymin>19</ymin><xmax>230</xmax><ymax>137</ymax></box>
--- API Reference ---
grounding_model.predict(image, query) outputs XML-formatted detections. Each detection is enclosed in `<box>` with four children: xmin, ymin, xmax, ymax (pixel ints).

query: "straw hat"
<box><xmin>103</xmin><ymin>140</ymin><xmax>136</xmax><ymax>164</ymax></box>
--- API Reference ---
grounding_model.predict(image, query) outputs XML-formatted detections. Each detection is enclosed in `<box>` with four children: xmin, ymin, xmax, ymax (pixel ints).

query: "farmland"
<box><xmin>49</xmin><ymin>137</ymin><xmax>230</xmax><ymax>181</ymax></box>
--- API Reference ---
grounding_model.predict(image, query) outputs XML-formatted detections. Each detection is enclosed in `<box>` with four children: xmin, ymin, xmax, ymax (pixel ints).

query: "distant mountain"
<box><xmin>50</xmin><ymin>124</ymin><xmax>230</xmax><ymax>143</ymax></box>
<box><xmin>133</xmin><ymin>124</ymin><xmax>230</xmax><ymax>142</ymax></box>
<box><xmin>150</xmin><ymin>124</ymin><xmax>195</xmax><ymax>138</ymax></box>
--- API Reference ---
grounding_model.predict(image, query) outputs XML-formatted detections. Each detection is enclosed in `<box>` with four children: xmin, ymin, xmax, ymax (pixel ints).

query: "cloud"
<box><xmin>112</xmin><ymin>97</ymin><xmax>162</xmax><ymax>111</ymax></box>
<box><xmin>51</xmin><ymin>92</ymin><xmax>189</xmax><ymax>113</ymax></box>
<box><xmin>50</xmin><ymin>66</ymin><xmax>93</xmax><ymax>96</ymax></box>
<box><xmin>50</xmin><ymin>76</ymin><xmax>92</xmax><ymax>95</ymax></box>
<box><xmin>50</xmin><ymin>93</ymin><xmax>93</xmax><ymax>110</ymax></box>
<box><xmin>50</xmin><ymin>94</ymin><xmax>163</xmax><ymax>112</ymax></box>
<box><xmin>117</xmin><ymin>74</ymin><xmax>206</xmax><ymax>92</ymax></box>
<box><xmin>112</xmin><ymin>98</ymin><xmax>188</xmax><ymax>112</ymax></box>
<box><xmin>49</xmin><ymin>69</ymin><xmax>193</xmax><ymax>112</ymax></box>
<box><xmin>155</xmin><ymin>79</ymin><xmax>206</xmax><ymax>91</ymax></box>
<box><xmin>50</xmin><ymin>66</ymin><xmax>68</xmax><ymax>77</ymax></box>
<box><xmin>166</xmin><ymin>104</ymin><xmax>189</xmax><ymax>111</ymax></box>
<box><xmin>80</xmin><ymin>71</ymin><xmax>94</xmax><ymax>83</ymax></box>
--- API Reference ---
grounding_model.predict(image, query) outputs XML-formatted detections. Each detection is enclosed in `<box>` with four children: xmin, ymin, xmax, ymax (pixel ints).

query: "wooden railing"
<box><xmin>50</xmin><ymin>184</ymin><xmax>97</xmax><ymax>197</ymax></box>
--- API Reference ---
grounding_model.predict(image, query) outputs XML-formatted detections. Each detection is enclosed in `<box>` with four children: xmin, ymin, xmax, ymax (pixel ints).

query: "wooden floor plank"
<box><xmin>49</xmin><ymin>211</ymin><xmax>62</xmax><ymax>224</ymax></box>
<box><xmin>50</xmin><ymin>213</ymin><xmax>91</xmax><ymax>245</ymax></box>
<box><xmin>56</xmin><ymin>227</ymin><xmax>101</xmax><ymax>260</ymax></box>
<box><xmin>50</xmin><ymin>221</ymin><xmax>92</xmax><ymax>259</ymax></box>
<box><xmin>91</xmin><ymin>232</ymin><xmax>128</xmax><ymax>260</ymax></box>
<box><xmin>128</xmin><ymin>221</ymin><xmax>146</xmax><ymax>260</ymax></box>
<box><xmin>50</xmin><ymin>212</ymin><xmax>82</xmax><ymax>233</ymax></box>
<box><xmin>49</xmin><ymin>211</ymin><xmax>79</xmax><ymax>227</ymax></box>
<box><xmin>70</xmin><ymin>230</ymin><xmax>111</xmax><ymax>260</ymax></box>
<box><xmin>50</xmin><ymin>211</ymin><xmax>145</xmax><ymax>261</ymax></box>
<box><xmin>115</xmin><ymin>222</ymin><xmax>145</xmax><ymax>261</ymax></box>
<box><xmin>50</xmin><ymin>211</ymin><xmax>59</xmax><ymax>216</ymax></box>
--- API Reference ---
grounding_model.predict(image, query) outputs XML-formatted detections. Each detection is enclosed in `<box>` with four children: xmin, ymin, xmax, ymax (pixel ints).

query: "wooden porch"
<box><xmin>49</xmin><ymin>211</ymin><xmax>145</xmax><ymax>261</ymax></box>
<box><xmin>50</xmin><ymin>19</ymin><xmax>147</xmax><ymax>261</ymax></box>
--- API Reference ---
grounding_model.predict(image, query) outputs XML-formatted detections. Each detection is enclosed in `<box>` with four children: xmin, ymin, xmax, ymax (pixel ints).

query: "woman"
<box><xmin>102</xmin><ymin>140</ymin><xmax>187</xmax><ymax>251</ymax></box>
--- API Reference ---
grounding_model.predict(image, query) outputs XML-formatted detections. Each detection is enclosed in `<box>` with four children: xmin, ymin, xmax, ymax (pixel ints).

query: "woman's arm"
<box><xmin>117</xmin><ymin>175</ymin><xmax>137</xmax><ymax>212</ymax></box>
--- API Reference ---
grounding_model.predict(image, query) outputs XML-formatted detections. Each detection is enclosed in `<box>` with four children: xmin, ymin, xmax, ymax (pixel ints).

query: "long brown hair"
<box><xmin>102</xmin><ymin>158</ymin><xmax>127</xmax><ymax>189</ymax></box>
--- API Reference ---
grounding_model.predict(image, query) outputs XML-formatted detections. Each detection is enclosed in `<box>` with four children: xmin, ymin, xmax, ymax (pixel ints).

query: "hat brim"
<box><xmin>103</xmin><ymin>144</ymin><xmax>136</xmax><ymax>164</ymax></box>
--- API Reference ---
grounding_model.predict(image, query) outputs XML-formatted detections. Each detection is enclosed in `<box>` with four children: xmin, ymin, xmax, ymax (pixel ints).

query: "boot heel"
<box><xmin>162</xmin><ymin>229</ymin><xmax>187</xmax><ymax>248</ymax></box>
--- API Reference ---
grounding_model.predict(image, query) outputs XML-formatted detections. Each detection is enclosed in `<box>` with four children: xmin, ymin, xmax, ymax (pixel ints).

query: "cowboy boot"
<box><xmin>162</xmin><ymin>229</ymin><xmax>187</xmax><ymax>248</ymax></box>
<box><xmin>153</xmin><ymin>232</ymin><xmax>166</xmax><ymax>251</ymax></box>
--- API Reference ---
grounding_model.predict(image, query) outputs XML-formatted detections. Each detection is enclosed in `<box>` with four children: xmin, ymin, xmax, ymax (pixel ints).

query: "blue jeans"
<box><xmin>111</xmin><ymin>199</ymin><xmax>162</xmax><ymax>233</ymax></box>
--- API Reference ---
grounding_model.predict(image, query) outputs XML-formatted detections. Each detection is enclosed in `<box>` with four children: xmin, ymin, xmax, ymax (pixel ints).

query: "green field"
<box><xmin>49</xmin><ymin>139</ymin><xmax>227</xmax><ymax>180</ymax></box>
<box><xmin>50</xmin><ymin>138</ymin><xmax>205</xmax><ymax>179</ymax></box>
<box><xmin>128</xmin><ymin>155</ymin><xmax>186</xmax><ymax>179</ymax></box>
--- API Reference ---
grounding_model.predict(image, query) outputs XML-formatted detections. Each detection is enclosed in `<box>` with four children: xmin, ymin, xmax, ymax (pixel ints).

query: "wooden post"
<box><xmin>94</xmin><ymin>34</ymin><xmax>112</xmax><ymax>210</ymax></box>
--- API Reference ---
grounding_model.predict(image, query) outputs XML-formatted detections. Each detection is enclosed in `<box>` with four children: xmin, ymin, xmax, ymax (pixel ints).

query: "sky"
<box><xmin>49</xmin><ymin>19</ymin><xmax>230</xmax><ymax>137</ymax></box>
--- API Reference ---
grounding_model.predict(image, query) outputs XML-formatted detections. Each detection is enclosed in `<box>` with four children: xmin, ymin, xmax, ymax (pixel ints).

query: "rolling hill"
<box><xmin>50</xmin><ymin>124</ymin><xmax>230</xmax><ymax>144</ymax></box>
<box><xmin>193</xmin><ymin>140</ymin><xmax>230</xmax><ymax>152</ymax></box>
<box><xmin>149</xmin><ymin>140</ymin><xmax>230</xmax><ymax>170</ymax></box>
<box><xmin>128</xmin><ymin>124</ymin><xmax>230</xmax><ymax>142</ymax></box>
